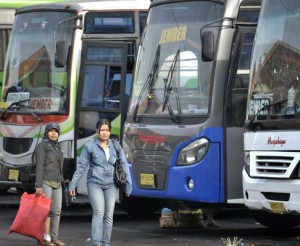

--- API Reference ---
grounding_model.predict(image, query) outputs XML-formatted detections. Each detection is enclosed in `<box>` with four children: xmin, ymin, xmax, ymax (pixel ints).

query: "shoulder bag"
<box><xmin>112</xmin><ymin>140</ymin><xmax>127</xmax><ymax>189</ymax></box>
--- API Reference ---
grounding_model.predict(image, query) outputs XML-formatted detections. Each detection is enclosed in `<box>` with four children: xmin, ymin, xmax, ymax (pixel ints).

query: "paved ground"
<box><xmin>1</xmin><ymin>192</ymin><xmax>300</xmax><ymax>246</ymax></box>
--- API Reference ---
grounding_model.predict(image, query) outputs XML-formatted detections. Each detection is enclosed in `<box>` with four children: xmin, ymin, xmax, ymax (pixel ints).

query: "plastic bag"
<box><xmin>8</xmin><ymin>192</ymin><xmax>52</xmax><ymax>242</ymax></box>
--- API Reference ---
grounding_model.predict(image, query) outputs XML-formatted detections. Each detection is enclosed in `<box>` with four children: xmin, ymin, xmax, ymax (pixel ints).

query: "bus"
<box><xmin>122</xmin><ymin>0</ymin><xmax>260</xmax><ymax>214</ymax></box>
<box><xmin>0</xmin><ymin>1</ymin><xmax>66</xmax><ymax>98</ymax></box>
<box><xmin>0</xmin><ymin>0</ymin><xmax>149</xmax><ymax>194</ymax></box>
<box><xmin>243</xmin><ymin>0</ymin><xmax>300</xmax><ymax>228</ymax></box>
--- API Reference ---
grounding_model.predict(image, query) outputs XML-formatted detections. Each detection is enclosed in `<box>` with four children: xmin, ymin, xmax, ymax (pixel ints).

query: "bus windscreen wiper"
<box><xmin>0</xmin><ymin>99</ymin><xmax>42</xmax><ymax>122</ymax></box>
<box><xmin>246</xmin><ymin>99</ymin><xmax>287</xmax><ymax>130</ymax></box>
<box><xmin>162</xmin><ymin>50</ymin><xmax>181</xmax><ymax>123</ymax></box>
<box><xmin>132</xmin><ymin>45</ymin><xmax>160</xmax><ymax>122</ymax></box>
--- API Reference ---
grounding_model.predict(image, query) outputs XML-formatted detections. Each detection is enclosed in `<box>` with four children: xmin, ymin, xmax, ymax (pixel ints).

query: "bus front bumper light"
<box><xmin>177</xmin><ymin>138</ymin><xmax>209</xmax><ymax>166</ymax></box>
<box><xmin>187</xmin><ymin>178</ymin><xmax>194</xmax><ymax>190</ymax></box>
<box><xmin>244</xmin><ymin>151</ymin><xmax>250</xmax><ymax>175</ymax></box>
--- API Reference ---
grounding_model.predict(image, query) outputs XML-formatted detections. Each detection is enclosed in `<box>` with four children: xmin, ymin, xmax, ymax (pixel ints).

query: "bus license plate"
<box><xmin>270</xmin><ymin>202</ymin><xmax>285</xmax><ymax>214</ymax></box>
<box><xmin>8</xmin><ymin>169</ymin><xmax>19</xmax><ymax>181</ymax></box>
<box><xmin>140</xmin><ymin>173</ymin><xmax>155</xmax><ymax>186</ymax></box>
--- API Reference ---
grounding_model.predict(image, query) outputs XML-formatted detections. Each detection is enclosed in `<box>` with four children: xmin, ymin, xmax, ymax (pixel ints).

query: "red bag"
<box><xmin>8</xmin><ymin>192</ymin><xmax>52</xmax><ymax>242</ymax></box>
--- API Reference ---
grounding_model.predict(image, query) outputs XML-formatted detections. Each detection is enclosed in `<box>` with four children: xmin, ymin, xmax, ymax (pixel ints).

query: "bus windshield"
<box><xmin>128</xmin><ymin>1</ymin><xmax>224</xmax><ymax>117</ymax></box>
<box><xmin>2</xmin><ymin>11</ymin><xmax>75</xmax><ymax>113</ymax></box>
<box><xmin>247</xmin><ymin>0</ymin><xmax>300</xmax><ymax>121</ymax></box>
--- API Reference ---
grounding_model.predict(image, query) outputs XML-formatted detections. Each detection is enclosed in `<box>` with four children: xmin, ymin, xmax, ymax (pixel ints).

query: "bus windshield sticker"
<box><xmin>160</xmin><ymin>26</ymin><xmax>187</xmax><ymax>44</ymax></box>
<box><xmin>248</xmin><ymin>98</ymin><xmax>270</xmax><ymax>116</ymax></box>
<box><xmin>7</xmin><ymin>92</ymin><xmax>30</xmax><ymax>106</ymax></box>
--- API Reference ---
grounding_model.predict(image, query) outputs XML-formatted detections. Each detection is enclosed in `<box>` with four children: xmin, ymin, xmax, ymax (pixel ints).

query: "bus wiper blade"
<box><xmin>0</xmin><ymin>99</ymin><xmax>42</xmax><ymax>122</ymax></box>
<box><xmin>132</xmin><ymin>45</ymin><xmax>161</xmax><ymax>122</ymax></box>
<box><xmin>1</xmin><ymin>99</ymin><xmax>31</xmax><ymax>120</ymax></box>
<box><xmin>246</xmin><ymin>99</ymin><xmax>287</xmax><ymax>130</ymax></box>
<box><xmin>162</xmin><ymin>50</ymin><xmax>180</xmax><ymax>123</ymax></box>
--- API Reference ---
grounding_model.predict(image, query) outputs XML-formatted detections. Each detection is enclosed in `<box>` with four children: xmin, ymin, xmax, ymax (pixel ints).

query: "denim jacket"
<box><xmin>69</xmin><ymin>138</ymin><xmax>132</xmax><ymax>195</ymax></box>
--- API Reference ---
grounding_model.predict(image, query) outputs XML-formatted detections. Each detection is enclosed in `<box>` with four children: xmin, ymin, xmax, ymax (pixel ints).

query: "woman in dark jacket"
<box><xmin>35</xmin><ymin>122</ymin><xmax>66</xmax><ymax>246</ymax></box>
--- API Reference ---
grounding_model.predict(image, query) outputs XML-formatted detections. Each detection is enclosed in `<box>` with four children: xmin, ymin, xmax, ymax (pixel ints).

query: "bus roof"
<box><xmin>16</xmin><ymin>0</ymin><xmax>150</xmax><ymax>14</ymax></box>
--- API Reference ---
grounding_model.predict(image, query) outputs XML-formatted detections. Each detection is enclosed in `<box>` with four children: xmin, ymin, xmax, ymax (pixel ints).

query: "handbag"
<box><xmin>62</xmin><ymin>181</ymin><xmax>74</xmax><ymax>207</ymax></box>
<box><xmin>112</xmin><ymin>140</ymin><xmax>127</xmax><ymax>189</ymax></box>
<box><xmin>8</xmin><ymin>192</ymin><xmax>51</xmax><ymax>242</ymax></box>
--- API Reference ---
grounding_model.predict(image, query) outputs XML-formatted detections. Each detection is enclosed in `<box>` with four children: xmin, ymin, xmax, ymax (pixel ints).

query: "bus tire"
<box><xmin>250</xmin><ymin>210</ymin><xmax>300</xmax><ymax>229</ymax></box>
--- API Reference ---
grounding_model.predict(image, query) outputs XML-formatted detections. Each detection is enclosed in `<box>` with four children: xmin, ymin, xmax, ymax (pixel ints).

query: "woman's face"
<box><xmin>98</xmin><ymin>124</ymin><xmax>111</xmax><ymax>141</ymax></box>
<box><xmin>48</xmin><ymin>129</ymin><xmax>59</xmax><ymax>142</ymax></box>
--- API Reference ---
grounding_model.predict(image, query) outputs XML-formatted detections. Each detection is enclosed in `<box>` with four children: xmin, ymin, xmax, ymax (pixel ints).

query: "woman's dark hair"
<box><xmin>96</xmin><ymin>119</ymin><xmax>111</xmax><ymax>131</ymax></box>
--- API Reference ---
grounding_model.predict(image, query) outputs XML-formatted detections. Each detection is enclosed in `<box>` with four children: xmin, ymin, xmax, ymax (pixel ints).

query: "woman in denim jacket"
<box><xmin>69</xmin><ymin>119</ymin><xmax>132</xmax><ymax>246</ymax></box>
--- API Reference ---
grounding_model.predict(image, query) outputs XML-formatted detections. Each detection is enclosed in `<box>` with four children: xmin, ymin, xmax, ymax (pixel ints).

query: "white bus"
<box><xmin>0</xmin><ymin>0</ymin><xmax>149</xmax><ymax>196</ymax></box>
<box><xmin>243</xmin><ymin>0</ymin><xmax>300</xmax><ymax>228</ymax></box>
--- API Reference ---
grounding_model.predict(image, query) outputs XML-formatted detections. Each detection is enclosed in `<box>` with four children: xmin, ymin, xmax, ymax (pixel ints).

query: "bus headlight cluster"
<box><xmin>60</xmin><ymin>140</ymin><xmax>72</xmax><ymax>158</ymax></box>
<box><xmin>244</xmin><ymin>151</ymin><xmax>250</xmax><ymax>175</ymax></box>
<box><xmin>177</xmin><ymin>138</ymin><xmax>209</xmax><ymax>166</ymax></box>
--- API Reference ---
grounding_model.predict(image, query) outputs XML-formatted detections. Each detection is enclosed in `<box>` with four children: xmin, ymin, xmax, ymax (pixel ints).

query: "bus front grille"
<box><xmin>3</xmin><ymin>137</ymin><xmax>33</xmax><ymax>155</ymax></box>
<box><xmin>250</xmin><ymin>151</ymin><xmax>300</xmax><ymax>179</ymax></box>
<box><xmin>132</xmin><ymin>150</ymin><xmax>171</xmax><ymax>190</ymax></box>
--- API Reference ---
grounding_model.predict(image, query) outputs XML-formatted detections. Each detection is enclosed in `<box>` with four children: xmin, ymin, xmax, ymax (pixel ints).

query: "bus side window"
<box><xmin>81</xmin><ymin>65</ymin><xmax>105</xmax><ymax>108</ymax></box>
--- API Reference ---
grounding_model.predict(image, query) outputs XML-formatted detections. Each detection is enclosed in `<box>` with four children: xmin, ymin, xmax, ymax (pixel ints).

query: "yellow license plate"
<box><xmin>8</xmin><ymin>169</ymin><xmax>19</xmax><ymax>181</ymax></box>
<box><xmin>140</xmin><ymin>173</ymin><xmax>155</xmax><ymax>186</ymax></box>
<box><xmin>270</xmin><ymin>201</ymin><xmax>285</xmax><ymax>214</ymax></box>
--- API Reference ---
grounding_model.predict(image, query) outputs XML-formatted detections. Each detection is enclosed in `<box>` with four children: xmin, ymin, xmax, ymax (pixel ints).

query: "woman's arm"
<box><xmin>35</xmin><ymin>143</ymin><xmax>46</xmax><ymax>189</ymax></box>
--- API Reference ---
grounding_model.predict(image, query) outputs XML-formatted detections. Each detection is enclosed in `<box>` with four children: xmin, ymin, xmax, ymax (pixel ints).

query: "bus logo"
<box><xmin>267</xmin><ymin>137</ymin><xmax>286</xmax><ymax>146</ymax></box>
<box><xmin>138</xmin><ymin>132</ymin><xmax>165</xmax><ymax>144</ymax></box>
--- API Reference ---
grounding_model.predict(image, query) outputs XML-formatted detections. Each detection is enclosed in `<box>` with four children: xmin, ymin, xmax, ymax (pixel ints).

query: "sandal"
<box><xmin>51</xmin><ymin>239</ymin><xmax>66</xmax><ymax>246</ymax></box>
<box><xmin>37</xmin><ymin>240</ymin><xmax>55</xmax><ymax>246</ymax></box>
<box><xmin>206</xmin><ymin>221</ymin><xmax>220</xmax><ymax>228</ymax></box>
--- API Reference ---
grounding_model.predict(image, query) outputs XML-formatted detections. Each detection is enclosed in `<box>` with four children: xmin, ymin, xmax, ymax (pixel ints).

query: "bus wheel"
<box><xmin>251</xmin><ymin>210</ymin><xmax>300</xmax><ymax>229</ymax></box>
<box><xmin>120</xmin><ymin>196</ymin><xmax>163</xmax><ymax>217</ymax></box>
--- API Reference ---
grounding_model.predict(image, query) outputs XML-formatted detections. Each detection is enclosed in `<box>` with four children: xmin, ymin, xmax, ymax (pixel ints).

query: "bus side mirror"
<box><xmin>55</xmin><ymin>41</ymin><xmax>67</xmax><ymax>67</ymax></box>
<box><xmin>201</xmin><ymin>31</ymin><xmax>214</xmax><ymax>62</ymax></box>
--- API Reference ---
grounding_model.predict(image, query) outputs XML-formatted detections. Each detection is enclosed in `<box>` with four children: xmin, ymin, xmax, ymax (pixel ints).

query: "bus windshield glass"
<box><xmin>247</xmin><ymin>0</ymin><xmax>300</xmax><ymax>120</ymax></box>
<box><xmin>128</xmin><ymin>1</ymin><xmax>224</xmax><ymax>117</ymax></box>
<box><xmin>2</xmin><ymin>11</ymin><xmax>75</xmax><ymax>113</ymax></box>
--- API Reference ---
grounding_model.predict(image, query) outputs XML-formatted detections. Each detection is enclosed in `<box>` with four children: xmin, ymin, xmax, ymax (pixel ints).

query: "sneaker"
<box><xmin>51</xmin><ymin>239</ymin><xmax>66</xmax><ymax>246</ymax></box>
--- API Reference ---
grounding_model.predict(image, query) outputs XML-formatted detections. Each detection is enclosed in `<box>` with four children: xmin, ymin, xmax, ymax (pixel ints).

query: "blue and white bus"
<box><xmin>122</xmin><ymin>0</ymin><xmax>260</xmax><ymax>213</ymax></box>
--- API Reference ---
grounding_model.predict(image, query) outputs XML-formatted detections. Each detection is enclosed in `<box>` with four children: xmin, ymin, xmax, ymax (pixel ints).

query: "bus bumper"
<box><xmin>242</xmin><ymin>169</ymin><xmax>300</xmax><ymax>215</ymax></box>
<box><xmin>0</xmin><ymin>161</ymin><xmax>35</xmax><ymax>191</ymax></box>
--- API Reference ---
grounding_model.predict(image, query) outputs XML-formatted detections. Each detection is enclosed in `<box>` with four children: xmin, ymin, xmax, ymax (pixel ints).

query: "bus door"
<box><xmin>76</xmin><ymin>41</ymin><xmax>128</xmax><ymax>194</ymax></box>
<box><xmin>225</xmin><ymin>27</ymin><xmax>256</xmax><ymax>202</ymax></box>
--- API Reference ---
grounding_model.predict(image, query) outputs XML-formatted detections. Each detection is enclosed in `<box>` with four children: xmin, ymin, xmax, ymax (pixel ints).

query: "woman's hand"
<box><xmin>69</xmin><ymin>190</ymin><xmax>76</xmax><ymax>197</ymax></box>
<box><xmin>35</xmin><ymin>187</ymin><xmax>43</xmax><ymax>195</ymax></box>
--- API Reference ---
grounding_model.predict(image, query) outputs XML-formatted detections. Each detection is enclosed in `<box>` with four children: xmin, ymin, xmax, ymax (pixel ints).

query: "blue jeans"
<box><xmin>88</xmin><ymin>183</ymin><xmax>118</xmax><ymax>246</ymax></box>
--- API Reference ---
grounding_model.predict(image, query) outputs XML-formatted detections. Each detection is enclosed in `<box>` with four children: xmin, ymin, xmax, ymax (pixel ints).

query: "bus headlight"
<box><xmin>122</xmin><ymin>138</ymin><xmax>133</xmax><ymax>163</ymax></box>
<box><xmin>177</xmin><ymin>138</ymin><xmax>209</xmax><ymax>166</ymax></box>
<box><xmin>60</xmin><ymin>140</ymin><xmax>72</xmax><ymax>158</ymax></box>
<box><xmin>244</xmin><ymin>151</ymin><xmax>250</xmax><ymax>175</ymax></box>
